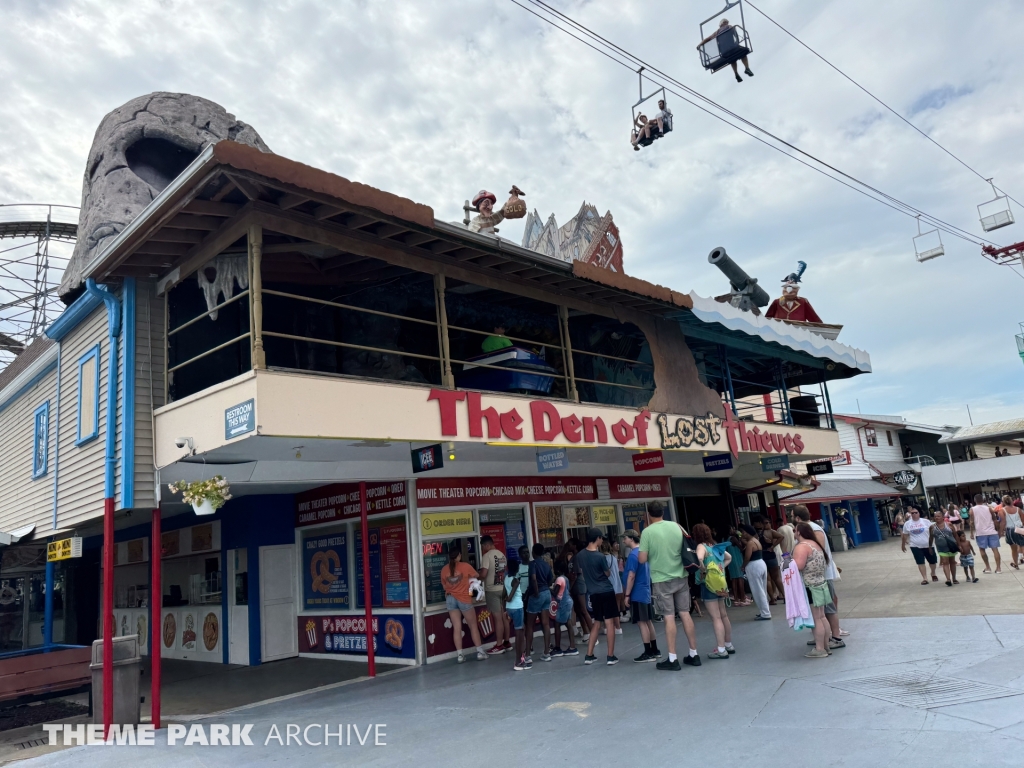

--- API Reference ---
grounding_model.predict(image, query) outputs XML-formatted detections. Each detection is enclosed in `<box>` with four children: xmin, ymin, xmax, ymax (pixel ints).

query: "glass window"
<box><xmin>76</xmin><ymin>346</ymin><xmax>100</xmax><ymax>444</ymax></box>
<box><xmin>32</xmin><ymin>402</ymin><xmax>49</xmax><ymax>478</ymax></box>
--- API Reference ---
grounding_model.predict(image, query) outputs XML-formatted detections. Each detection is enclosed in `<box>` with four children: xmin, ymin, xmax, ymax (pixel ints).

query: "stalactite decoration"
<box><xmin>197</xmin><ymin>255</ymin><xmax>249</xmax><ymax>320</ymax></box>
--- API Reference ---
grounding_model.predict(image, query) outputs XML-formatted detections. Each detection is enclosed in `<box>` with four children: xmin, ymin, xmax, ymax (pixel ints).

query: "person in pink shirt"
<box><xmin>970</xmin><ymin>494</ymin><xmax>1004</xmax><ymax>574</ymax></box>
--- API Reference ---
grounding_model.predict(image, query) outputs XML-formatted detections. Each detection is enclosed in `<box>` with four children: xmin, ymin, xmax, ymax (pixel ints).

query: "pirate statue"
<box><xmin>467</xmin><ymin>186</ymin><xmax>526</xmax><ymax>234</ymax></box>
<box><xmin>765</xmin><ymin>261</ymin><xmax>823</xmax><ymax>323</ymax></box>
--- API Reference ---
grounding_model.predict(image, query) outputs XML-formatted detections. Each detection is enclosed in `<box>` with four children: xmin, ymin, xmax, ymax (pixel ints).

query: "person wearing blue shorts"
<box><xmin>549</xmin><ymin>560</ymin><xmax>579</xmax><ymax>657</ymax></box>
<box><xmin>504</xmin><ymin>559</ymin><xmax>529</xmax><ymax>671</ymax></box>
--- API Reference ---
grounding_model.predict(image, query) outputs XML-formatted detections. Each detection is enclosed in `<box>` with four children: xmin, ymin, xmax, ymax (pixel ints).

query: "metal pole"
<box><xmin>820</xmin><ymin>373</ymin><xmax>836</xmax><ymax>429</ymax></box>
<box><xmin>558</xmin><ymin>305</ymin><xmax>579</xmax><ymax>402</ymax></box>
<box><xmin>720</xmin><ymin>345</ymin><xmax>737</xmax><ymax>415</ymax></box>
<box><xmin>946</xmin><ymin>444</ymin><xmax>959</xmax><ymax>491</ymax></box>
<box><xmin>778</xmin><ymin>362</ymin><xmax>792</xmax><ymax>425</ymax></box>
<box><xmin>43</xmin><ymin>560</ymin><xmax>54</xmax><ymax>646</ymax></box>
<box><xmin>102</xmin><ymin>497</ymin><xmax>114</xmax><ymax>738</ymax></box>
<box><xmin>249</xmin><ymin>225</ymin><xmax>265</xmax><ymax>369</ymax></box>
<box><xmin>151</xmin><ymin>507</ymin><xmax>162</xmax><ymax>730</ymax></box>
<box><xmin>433</xmin><ymin>274</ymin><xmax>454</xmax><ymax>388</ymax></box>
<box><xmin>359</xmin><ymin>481</ymin><xmax>376</xmax><ymax>677</ymax></box>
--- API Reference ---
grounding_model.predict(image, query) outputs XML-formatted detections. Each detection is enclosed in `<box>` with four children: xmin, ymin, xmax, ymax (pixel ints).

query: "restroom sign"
<box><xmin>225</xmin><ymin>399</ymin><xmax>255</xmax><ymax>440</ymax></box>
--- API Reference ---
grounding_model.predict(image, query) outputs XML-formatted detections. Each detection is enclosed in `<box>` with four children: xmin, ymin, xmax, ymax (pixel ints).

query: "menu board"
<box><xmin>354</xmin><ymin>529</ymin><xmax>383</xmax><ymax>609</ymax></box>
<box><xmin>379</xmin><ymin>524</ymin><xmax>410</xmax><ymax>607</ymax></box>
<box><xmin>422</xmin><ymin>540</ymin><xmax>449</xmax><ymax>606</ymax></box>
<box><xmin>622</xmin><ymin>503</ymin><xmax>648</xmax><ymax>533</ymax></box>
<box><xmin>302</xmin><ymin>531</ymin><xmax>350</xmax><ymax>610</ymax></box>
<box><xmin>480</xmin><ymin>524</ymin><xmax>507</xmax><ymax>556</ymax></box>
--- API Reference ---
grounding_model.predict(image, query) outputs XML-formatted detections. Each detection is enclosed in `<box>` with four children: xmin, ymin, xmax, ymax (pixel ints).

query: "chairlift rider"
<box><xmin>699</xmin><ymin>18</ymin><xmax>754</xmax><ymax>83</ymax></box>
<box><xmin>631</xmin><ymin>98</ymin><xmax>673</xmax><ymax>151</ymax></box>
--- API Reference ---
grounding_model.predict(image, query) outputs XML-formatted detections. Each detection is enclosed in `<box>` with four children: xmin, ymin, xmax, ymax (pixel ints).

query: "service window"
<box><xmin>420</xmin><ymin>509</ymin><xmax>478</xmax><ymax>609</ymax></box>
<box><xmin>535</xmin><ymin>505</ymin><xmax>564</xmax><ymax>551</ymax></box>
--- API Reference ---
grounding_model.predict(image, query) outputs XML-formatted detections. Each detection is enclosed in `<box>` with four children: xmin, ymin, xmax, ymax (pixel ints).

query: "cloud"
<box><xmin>0</xmin><ymin>0</ymin><xmax>1022</xmax><ymax>426</ymax></box>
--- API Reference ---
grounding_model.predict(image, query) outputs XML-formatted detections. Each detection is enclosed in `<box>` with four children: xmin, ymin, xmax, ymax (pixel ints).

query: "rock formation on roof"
<box><xmin>522</xmin><ymin>202</ymin><xmax>623</xmax><ymax>273</ymax></box>
<box><xmin>60</xmin><ymin>92</ymin><xmax>270</xmax><ymax>302</ymax></box>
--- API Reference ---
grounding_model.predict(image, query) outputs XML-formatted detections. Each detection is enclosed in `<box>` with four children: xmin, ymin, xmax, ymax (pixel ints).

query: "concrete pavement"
<box><xmin>16</xmin><ymin>539</ymin><xmax>1024</xmax><ymax>767</ymax></box>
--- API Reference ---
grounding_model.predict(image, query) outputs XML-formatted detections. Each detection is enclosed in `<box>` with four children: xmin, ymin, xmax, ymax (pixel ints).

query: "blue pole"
<box><xmin>43</xmin><ymin>560</ymin><xmax>54</xmax><ymax>646</ymax></box>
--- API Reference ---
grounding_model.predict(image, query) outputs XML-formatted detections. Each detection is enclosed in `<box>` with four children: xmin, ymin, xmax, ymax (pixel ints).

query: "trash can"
<box><xmin>91</xmin><ymin>635</ymin><xmax>141</xmax><ymax>725</ymax></box>
<box><xmin>828</xmin><ymin>528</ymin><xmax>848</xmax><ymax>552</ymax></box>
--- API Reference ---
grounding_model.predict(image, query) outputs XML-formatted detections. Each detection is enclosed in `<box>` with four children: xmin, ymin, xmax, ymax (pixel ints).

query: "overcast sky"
<box><xmin>1</xmin><ymin>0</ymin><xmax>1022</xmax><ymax>428</ymax></box>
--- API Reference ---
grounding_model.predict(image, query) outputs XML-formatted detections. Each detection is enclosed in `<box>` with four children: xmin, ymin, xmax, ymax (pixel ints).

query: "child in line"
<box><xmin>549</xmin><ymin>560</ymin><xmax>579</xmax><ymax>657</ymax></box>
<box><xmin>727</xmin><ymin>535</ymin><xmax>749</xmax><ymax>605</ymax></box>
<box><xmin>956</xmin><ymin>531</ymin><xmax>977</xmax><ymax>583</ymax></box>
<box><xmin>504</xmin><ymin>558</ymin><xmax>529</xmax><ymax>671</ymax></box>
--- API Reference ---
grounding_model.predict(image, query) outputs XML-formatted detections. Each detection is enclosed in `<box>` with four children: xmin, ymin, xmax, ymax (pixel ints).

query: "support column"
<box><xmin>719</xmin><ymin>345</ymin><xmax>737</xmax><ymax>416</ymax></box>
<box><xmin>558</xmin><ymin>305</ymin><xmax>579</xmax><ymax>403</ymax></box>
<box><xmin>820</xmin><ymin>372</ymin><xmax>836</xmax><ymax>430</ymax></box>
<box><xmin>249</xmin><ymin>224</ymin><xmax>265</xmax><ymax>370</ymax></box>
<box><xmin>150</xmin><ymin>507</ymin><xmax>161</xmax><ymax>730</ymax></box>
<box><xmin>778</xmin><ymin>362</ymin><xmax>792</xmax><ymax>425</ymax></box>
<box><xmin>102</xmin><ymin>497</ymin><xmax>114</xmax><ymax>737</ymax></box>
<box><xmin>433</xmin><ymin>274</ymin><xmax>454</xmax><ymax>388</ymax></box>
<box><xmin>43</xmin><ymin>560</ymin><xmax>54</xmax><ymax>646</ymax></box>
<box><xmin>359</xmin><ymin>481</ymin><xmax>376</xmax><ymax>677</ymax></box>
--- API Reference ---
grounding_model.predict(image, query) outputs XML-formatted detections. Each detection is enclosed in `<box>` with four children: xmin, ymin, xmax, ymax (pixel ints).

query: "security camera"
<box><xmin>175</xmin><ymin>437</ymin><xmax>194</xmax><ymax>453</ymax></box>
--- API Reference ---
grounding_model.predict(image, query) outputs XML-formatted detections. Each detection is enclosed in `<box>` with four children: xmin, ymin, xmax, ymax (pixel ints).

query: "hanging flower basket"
<box><xmin>168</xmin><ymin>476</ymin><xmax>231</xmax><ymax>516</ymax></box>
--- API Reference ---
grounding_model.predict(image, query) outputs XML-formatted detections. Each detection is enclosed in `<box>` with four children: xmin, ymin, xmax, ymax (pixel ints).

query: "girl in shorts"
<box><xmin>440</xmin><ymin>545</ymin><xmax>487</xmax><ymax>663</ymax></box>
<box><xmin>692</xmin><ymin>523</ymin><xmax>735</xmax><ymax>660</ymax></box>
<box><xmin>549</xmin><ymin>560</ymin><xmax>579</xmax><ymax>657</ymax></box>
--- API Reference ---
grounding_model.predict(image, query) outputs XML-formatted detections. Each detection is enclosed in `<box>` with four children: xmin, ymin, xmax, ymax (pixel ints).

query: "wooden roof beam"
<box><xmin>183</xmin><ymin>200</ymin><xmax>241</xmax><ymax>217</ymax></box>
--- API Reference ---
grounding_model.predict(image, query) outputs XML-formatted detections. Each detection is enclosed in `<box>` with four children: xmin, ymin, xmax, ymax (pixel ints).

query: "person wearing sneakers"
<box><xmin>692</xmin><ymin>524</ymin><xmax>735</xmax><ymax>660</ymax></box>
<box><xmin>525</xmin><ymin>543</ymin><xmax>554</xmax><ymax>663</ymax></box>
<box><xmin>639</xmin><ymin>501</ymin><xmax>701</xmax><ymax>671</ymax></box>
<box><xmin>970</xmin><ymin>494</ymin><xmax>1004</xmax><ymax>574</ymax></box>
<box><xmin>549</xmin><ymin>559</ymin><xmax>579</xmax><ymax>658</ymax></box>
<box><xmin>793</xmin><ymin>523</ymin><xmax>832</xmax><ymax>659</ymax></box>
<box><xmin>440</xmin><ymin>545</ymin><xmax>488</xmax><ymax>664</ymax></box>
<box><xmin>577</xmin><ymin>528</ymin><xmax>619</xmax><ymax>666</ymax></box>
<box><xmin>901</xmin><ymin>507</ymin><xmax>938</xmax><ymax>585</ymax></box>
<box><xmin>622</xmin><ymin>529</ymin><xmax>660</xmax><ymax>663</ymax></box>
<box><xmin>479</xmin><ymin>536</ymin><xmax>511</xmax><ymax>656</ymax></box>
<box><xmin>503</xmin><ymin>558</ymin><xmax>529</xmax><ymax>671</ymax></box>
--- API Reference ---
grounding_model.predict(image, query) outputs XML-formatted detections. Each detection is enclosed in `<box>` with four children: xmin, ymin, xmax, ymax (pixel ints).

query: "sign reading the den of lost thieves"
<box><xmin>224</xmin><ymin>399</ymin><xmax>255</xmax><ymax>440</ymax></box>
<box><xmin>427</xmin><ymin>389</ymin><xmax>808</xmax><ymax>458</ymax></box>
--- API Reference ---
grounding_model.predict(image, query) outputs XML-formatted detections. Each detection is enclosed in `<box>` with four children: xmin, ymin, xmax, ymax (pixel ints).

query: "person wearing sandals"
<box><xmin>793</xmin><ymin>523</ymin><xmax>833</xmax><ymax>659</ymax></box>
<box><xmin>738</xmin><ymin>525</ymin><xmax>771</xmax><ymax>620</ymax></box>
<box><xmin>933</xmin><ymin>510</ymin><xmax>960</xmax><ymax>586</ymax></box>
<box><xmin>692</xmin><ymin>524</ymin><xmax>735</xmax><ymax>660</ymax></box>
<box><xmin>1002</xmin><ymin>495</ymin><xmax>1024</xmax><ymax>569</ymax></box>
<box><xmin>901</xmin><ymin>507</ymin><xmax>938</xmax><ymax>585</ymax></box>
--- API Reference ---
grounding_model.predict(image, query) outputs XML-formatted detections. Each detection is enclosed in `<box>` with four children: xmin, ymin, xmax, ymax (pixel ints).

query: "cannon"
<box><xmin>708</xmin><ymin>246</ymin><xmax>770</xmax><ymax>315</ymax></box>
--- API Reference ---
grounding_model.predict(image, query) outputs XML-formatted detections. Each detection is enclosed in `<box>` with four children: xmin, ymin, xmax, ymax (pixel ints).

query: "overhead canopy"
<box><xmin>938</xmin><ymin>418</ymin><xmax>1024</xmax><ymax>445</ymax></box>
<box><xmin>780</xmin><ymin>479</ymin><xmax>897</xmax><ymax>503</ymax></box>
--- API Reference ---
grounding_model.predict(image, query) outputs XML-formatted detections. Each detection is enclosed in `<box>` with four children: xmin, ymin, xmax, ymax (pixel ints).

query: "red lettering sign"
<box><xmin>720</xmin><ymin>406</ymin><xmax>805</xmax><ymax>459</ymax></box>
<box><xmin>295</xmin><ymin>481</ymin><xmax>408</xmax><ymax>527</ymax></box>
<box><xmin>632</xmin><ymin>451</ymin><xmax>665</xmax><ymax>472</ymax></box>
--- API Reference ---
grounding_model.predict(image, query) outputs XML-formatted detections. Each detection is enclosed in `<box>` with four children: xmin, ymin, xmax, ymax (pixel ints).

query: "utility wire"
<box><xmin>516</xmin><ymin>0</ymin><xmax>999</xmax><ymax>249</ymax></box>
<box><xmin>745</xmin><ymin>0</ymin><xmax>1023</xmax><ymax>212</ymax></box>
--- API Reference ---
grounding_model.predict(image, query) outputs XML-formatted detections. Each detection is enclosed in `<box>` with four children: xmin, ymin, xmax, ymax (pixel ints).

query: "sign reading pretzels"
<box><xmin>311</xmin><ymin>549</ymin><xmax>341</xmax><ymax>594</ymax></box>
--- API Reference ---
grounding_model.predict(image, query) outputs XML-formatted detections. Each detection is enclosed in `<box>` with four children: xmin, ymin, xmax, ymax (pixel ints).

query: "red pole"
<box><xmin>359</xmin><ymin>481</ymin><xmax>375</xmax><ymax>677</ymax></box>
<box><xmin>102</xmin><ymin>497</ymin><xmax>114</xmax><ymax>738</ymax></box>
<box><xmin>150</xmin><ymin>507</ymin><xmax>161</xmax><ymax>730</ymax></box>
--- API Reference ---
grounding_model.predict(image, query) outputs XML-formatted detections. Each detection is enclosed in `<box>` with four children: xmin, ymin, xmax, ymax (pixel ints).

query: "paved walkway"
<box><xmin>833</xmin><ymin>535</ymin><xmax>1024</xmax><ymax>618</ymax></box>
<box><xmin>16</xmin><ymin>540</ymin><xmax>1024</xmax><ymax>767</ymax></box>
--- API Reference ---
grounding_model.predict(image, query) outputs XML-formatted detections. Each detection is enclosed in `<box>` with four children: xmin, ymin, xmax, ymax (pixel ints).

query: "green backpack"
<box><xmin>701</xmin><ymin>543</ymin><xmax>729</xmax><ymax>596</ymax></box>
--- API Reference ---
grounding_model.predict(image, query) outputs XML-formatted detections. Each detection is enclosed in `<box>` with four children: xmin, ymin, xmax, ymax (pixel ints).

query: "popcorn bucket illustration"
<box><xmin>477</xmin><ymin>609</ymin><xmax>493</xmax><ymax>638</ymax></box>
<box><xmin>305</xmin><ymin>619</ymin><xmax>318</xmax><ymax>649</ymax></box>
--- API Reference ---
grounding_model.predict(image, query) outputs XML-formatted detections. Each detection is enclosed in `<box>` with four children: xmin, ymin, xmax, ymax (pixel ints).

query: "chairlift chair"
<box><xmin>913</xmin><ymin>215</ymin><xmax>944</xmax><ymax>262</ymax></box>
<box><xmin>630</xmin><ymin>68</ymin><xmax>672</xmax><ymax>150</ymax></box>
<box><xmin>699</xmin><ymin>0</ymin><xmax>753</xmax><ymax>73</ymax></box>
<box><xmin>978</xmin><ymin>179</ymin><xmax>1015</xmax><ymax>232</ymax></box>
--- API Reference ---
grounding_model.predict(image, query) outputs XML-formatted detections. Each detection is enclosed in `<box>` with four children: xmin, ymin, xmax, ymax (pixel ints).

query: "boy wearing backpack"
<box><xmin>691</xmin><ymin>524</ymin><xmax>735</xmax><ymax>660</ymax></box>
<box><xmin>504</xmin><ymin>558</ymin><xmax>529</xmax><ymax>671</ymax></box>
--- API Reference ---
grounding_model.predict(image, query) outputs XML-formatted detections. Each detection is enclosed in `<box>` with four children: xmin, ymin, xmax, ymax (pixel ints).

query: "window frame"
<box><xmin>864</xmin><ymin>425</ymin><xmax>878</xmax><ymax>447</ymax></box>
<box><xmin>32</xmin><ymin>401</ymin><xmax>49</xmax><ymax>479</ymax></box>
<box><xmin>75</xmin><ymin>344</ymin><xmax>101</xmax><ymax>446</ymax></box>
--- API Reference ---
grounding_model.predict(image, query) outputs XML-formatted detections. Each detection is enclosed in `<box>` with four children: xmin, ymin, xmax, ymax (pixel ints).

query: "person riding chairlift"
<box><xmin>699</xmin><ymin>18</ymin><xmax>754</xmax><ymax>83</ymax></box>
<box><xmin>631</xmin><ymin>99</ymin><xmax>672</xmax><ymax>151</ymax></box>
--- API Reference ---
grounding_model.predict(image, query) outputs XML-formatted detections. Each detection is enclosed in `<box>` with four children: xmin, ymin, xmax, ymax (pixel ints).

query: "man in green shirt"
<box><xmin>481</xmin><ymin>326</ymin><xmax>513</xmax><ymax>353</ymax></box>
<box><xmin>638</xmin><ymin>501</ymin><xmax>701</xmax><ymax>671</ymax></box>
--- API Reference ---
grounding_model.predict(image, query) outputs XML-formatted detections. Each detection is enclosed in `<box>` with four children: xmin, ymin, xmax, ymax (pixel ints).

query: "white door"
<box><xmin>259</xmin><ymin>545</ymin><xmax>298</xmax><ymax>662</ymax></box>
<box><xmin>228</xmin><ymin>548</ymin><xmax>250</xmax><ymax>665</ymax></box>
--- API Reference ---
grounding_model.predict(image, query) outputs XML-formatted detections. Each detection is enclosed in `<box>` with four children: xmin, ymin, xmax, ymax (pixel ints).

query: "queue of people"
<box><xmin>439</xmin><ymin>500</ymin><xmax>853</xmax><ymax>670</ymax></box>
<box><xmin>901</xmin><ymin>493</ymin><xmax>1024</xmax><ymax>584</ymax></box>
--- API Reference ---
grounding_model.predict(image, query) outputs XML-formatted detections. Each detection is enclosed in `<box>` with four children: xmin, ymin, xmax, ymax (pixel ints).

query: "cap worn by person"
<box><xmin>472</xmin><ymin>190</ymin><xmax>497</xmax><ymax>210</ymax></box>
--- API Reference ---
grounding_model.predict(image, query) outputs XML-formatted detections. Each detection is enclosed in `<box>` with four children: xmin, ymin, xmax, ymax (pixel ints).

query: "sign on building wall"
<box><xmin>411</xmin><ymin>444</ymin><xmax>443</xmax><ymax>473</ymax></box>
<box><xmin>302</xmin><ymin>531</ymin><xmax>349</xmax><ymax>610</ymax></box>
<box><xmin>224</xmin><ymin>399</ymin><xmax>255</xmax><ymax>440</ymax></box>
<box><xmin>414</xmin><ymin>476</ymin><xmax>670</xmax><ymax>508</ymax></box>
<box><xmin>760</xmin><ymin>455</ymin><xmax>791</xmax><ymax>472</ymax></box>
<box><xmin>807</xmin><ymin>460</ymin><xmax>834</xmax><ymax>475</ymax></box>
<box><xmin>632</xmin><ymin>451</ymin><xmax>664</xmax><ymax>472</ymax></box>
<box><xmin>537</xmin><ymin>448</ymin><xmax>569</xmax><ymax>473</ymax></box>
<box><xmin>47</xmin><ymin>537</ymin><xmax>82</xmax><ymax>562</ymax></box>
<box><xmin>295</xmin><ymin>481</ymin><xmax>407</xmax><ymax>528</ymax></box>
<box><xmin>702</xmin><ymin>453</ymin><xmax>733</xmax><ymax>473</ymax></box>
<box><xmin>299</xmin><ymin>614</ymin><xmax>415</xmax><ymax>660</ymax></box>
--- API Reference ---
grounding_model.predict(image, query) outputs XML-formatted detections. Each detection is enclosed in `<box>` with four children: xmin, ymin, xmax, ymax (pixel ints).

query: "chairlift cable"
<box><xmin>516</xmin><ymin>0</ymin><xmax>997</xmax><ymax>249</ymax></box>
<box><xmin>744</xmin><ymin>0</ymin><xmax>1024</xmax><ymax>212</ymax></box>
